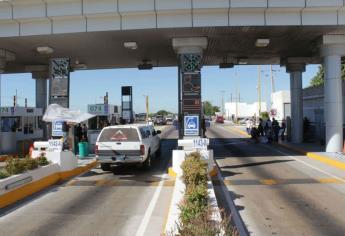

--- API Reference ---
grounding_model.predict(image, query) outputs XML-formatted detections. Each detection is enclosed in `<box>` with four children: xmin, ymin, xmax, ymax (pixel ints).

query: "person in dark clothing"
<box><xmin>82</xmin><ymin>124</ymin><xmax>88</xmax><ymax>141</ymax></box>
<box><xmin>76</xmin><ymin>124</ymin><xmax>83</xmax><ymax>141</ymax></box>
<box><xmin>281</xmin><ymin>119</ymin><xmax>286</xmax><ymax>141</ymax></box>
<box><xmin>258</xmin><ymin>118</ymin><xmax>264</xmax><ymax>136</ymax></box>
<box><xmin>201</xmin><ymin>117</ymin><xmax>207</xmax><ymax>138</ymax></box>
<box><xmin>272</xmin><ymin>118</ymin><xmax>280</xmax><ymax>142</ymax></box>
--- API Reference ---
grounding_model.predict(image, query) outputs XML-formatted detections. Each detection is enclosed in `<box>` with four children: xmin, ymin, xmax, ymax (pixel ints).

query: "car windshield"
<box><xmin>98</xmin><ymin>128</ymin><xmax>139</xmax><ymax>142</ymax></box>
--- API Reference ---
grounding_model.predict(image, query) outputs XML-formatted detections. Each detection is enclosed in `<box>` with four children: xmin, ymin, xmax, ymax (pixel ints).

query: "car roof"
<box><xmin>102</xmin><ymin>124</ymin><xmax>152</xmax><ymax>129</ymax></box>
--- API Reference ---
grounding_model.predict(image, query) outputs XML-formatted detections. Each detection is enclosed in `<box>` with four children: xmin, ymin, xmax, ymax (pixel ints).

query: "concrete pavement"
<box><xmin>208</xmin><ymin>123</ymin><xmax>345</xmax><ymax>236</ymax></box>
<box><xmin>0</xmin><ymin>126</ymin><xmax>178</xmax><ymax>236</ymax></box>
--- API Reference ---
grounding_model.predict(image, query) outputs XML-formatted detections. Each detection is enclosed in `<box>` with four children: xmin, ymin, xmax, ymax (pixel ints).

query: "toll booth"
<box><xmin>121</xmin><ymin>86</ymin><xmax>134</xmax><ymax>124</ymax></box>
<box><xmin>0</xmin><ymin>107</ymin><xmax>43</xmax><ymax>155</ymax></box>
<box><xmin>87</xmin><ymin>103</ymin><xmax>121</xmax><ymax>152</ymax></box>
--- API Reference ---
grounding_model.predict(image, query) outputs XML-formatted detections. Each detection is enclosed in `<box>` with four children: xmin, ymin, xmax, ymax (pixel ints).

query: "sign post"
<box><xmin>179</xmin><ymin>54</ymin><xmax>202</xmax><ymax>137</ymax></box>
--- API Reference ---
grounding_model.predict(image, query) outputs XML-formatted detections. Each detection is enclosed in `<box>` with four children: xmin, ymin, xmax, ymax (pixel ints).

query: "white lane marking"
<box><xmin>264</xmin><ymin>145</ymin><xmax>345</xmax><ymax>184</ymax></box>
<box><xmin>135</xmin><ymin>173</ymin><xmax>167</xmax><ymax>236</ymax></box>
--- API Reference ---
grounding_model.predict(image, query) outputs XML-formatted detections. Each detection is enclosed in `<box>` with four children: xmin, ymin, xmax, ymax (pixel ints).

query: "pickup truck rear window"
<box><xmin>98</xmin><ymin>128</ymin><xmax>139</xmax><ymax>142</ymax></box>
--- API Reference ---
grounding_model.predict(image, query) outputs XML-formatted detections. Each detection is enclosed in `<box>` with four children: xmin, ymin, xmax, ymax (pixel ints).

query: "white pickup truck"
<box><xmin>95</xmin><ymin>124</ymin><xmax>161</xmax><ymax>171</ymax></box>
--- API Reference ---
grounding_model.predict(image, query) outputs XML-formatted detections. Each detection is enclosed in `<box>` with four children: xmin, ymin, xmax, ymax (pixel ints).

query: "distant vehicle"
<box><xmin>154</xmin><ymin>115</ymin><xmax>166</xmax><ymax>125</ymax></box>
<box><xmin>165</xmin><ymin>117</ymin><xmax>173</xmax><ymax>124</ymax></box>
<box><xmin>95</xmin><ymin>124</ymin><xmax>161</xmax><ymax>171</ymax></box>
<box><xmin>216</xmin><ymin>115</ymin><xmax>224</xmax><ymax>123</ymax></box>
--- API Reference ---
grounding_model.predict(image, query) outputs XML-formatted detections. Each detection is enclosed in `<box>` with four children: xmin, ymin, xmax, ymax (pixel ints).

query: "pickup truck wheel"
<box><xmin>101</xmin><ymin>163</ymin><xmax>111</xmax><ymax>171</ymax></box>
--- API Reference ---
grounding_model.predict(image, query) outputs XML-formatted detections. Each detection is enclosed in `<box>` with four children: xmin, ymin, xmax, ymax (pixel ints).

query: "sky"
<box><xmin>0</xmin><ymin>64</ymin><xmax>319</xmax><ymax>113</ymax></box>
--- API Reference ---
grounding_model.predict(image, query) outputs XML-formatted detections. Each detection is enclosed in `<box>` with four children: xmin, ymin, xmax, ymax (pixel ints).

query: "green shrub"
<box><xmin>5</xmin><ymin>157</ymin><xmax>27</xmax><ymax>175</ymax></box>
<box><xmin>0</xmin><ymin>169</ymin><xmax>10</xmax><ymax>179</ymax></box>
<box><xmin>181</xmin><ymin>152</ymin><xmax>208</xmax><ymax>188</ymax></box>
<box><xmin>25</xmin><ymin>158</ymin><xmax>39</xmax><ymax>170</ymax></box>
<box><xmin>37</xmin><ymin>155</ymin><xmax>49</xmax><ymax>166</ymax></box>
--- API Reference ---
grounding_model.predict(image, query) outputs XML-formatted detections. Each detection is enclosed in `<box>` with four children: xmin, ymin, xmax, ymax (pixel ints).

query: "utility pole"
<box><xmin>143</xmin><ymin>94</ymin><xmax>149</xmax><ymax>121</ymax></box>
<box><xmin>146</xmin><ymin>95</ymin><xmax>149</xmax><ymax>121</ymax></box>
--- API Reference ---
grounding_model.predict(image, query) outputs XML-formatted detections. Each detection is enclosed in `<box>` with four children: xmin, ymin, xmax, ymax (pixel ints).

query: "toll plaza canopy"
<box><xmin>0</xmin><ymin>0</ymin><xmax>344</xmax><ymax>72</ymax></box>
<box><xmin>1</xmin><ymin>0</ymin><xmax>345</xmax><ymax>153</ymax></box>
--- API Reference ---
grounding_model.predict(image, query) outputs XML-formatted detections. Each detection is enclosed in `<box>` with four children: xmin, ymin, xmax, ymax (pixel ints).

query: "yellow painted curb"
<box><xmin>60</xmin><ymin>161</ymin><xmax>98</xmax><ymax>180</ymax></box>
<box><xmin>0</xmin><ymin>160</ymin><xmax>98</xmax><ymax>209</ymax></box>
<box><xmin>277</xmin><ymin>142</ymin><xmax>345</xmax><ymax>172</ymax></box>
<box><xmin>209</xmin><ymin>167</ymin><xmax>218</xmax><ymax>177</ymax></box>
<box><xmin>0</xmin><ymin>173</ymin><xmax>60</xmax><ymax>209</ymax></box>
<box><xmin>306</xmin><ymin>152</ymin><xmax>345</xmax><ymax>171</ymax></box>
<box><xmin>168</xmin><ymin>167</ymin><xmax>177</xmax><ymax>177</ymax></box>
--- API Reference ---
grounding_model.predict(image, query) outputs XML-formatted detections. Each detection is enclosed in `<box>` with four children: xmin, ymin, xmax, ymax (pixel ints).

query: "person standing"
<box><xmin>201</xmin><ymin>116</ymin><xmax>207</xmax><ymax>138</ymax></box>
<box><xmin>246</xmin><ymin>118</ymin><xmax>252</xmax><ymax>135</ymax></box>
<box><xmin>272</xmin><ymin>118</ymin><xmax>280</xmax><ymax>142</ymax></box>
<box><xmin>280</xmin><ymin>119</ymin><xmax>286</xmax><ymax>141</ymax></box>
<box><xmin>82</xmin><ymin>124</ymin><xmax>88</xmax><ymax>141</ymax></box>
<box><xmin>265</xmin><ymin>118</ymin><xmax>272</xmax><ymax>142</ymax></box>
<box><xmin>258</xmin><ymin>118</ymin><xmax>264</xmax><ymax>136</ymax></box>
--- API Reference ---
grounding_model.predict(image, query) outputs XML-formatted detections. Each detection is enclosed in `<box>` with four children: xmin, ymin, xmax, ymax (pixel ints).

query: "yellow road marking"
<box><xmin>95</xmin><ymin>179</ymin><xmax>112</xmax><ymax>186</ymax></box>
<box><xmin>261</xmin><ymin>179</ymin><xmax>277</xmax><ymax>185</ymax></box>
<box><xmin>318</xmin><ymin>178</ymin><xmax>343</xmax><ymax>184</ymax></box>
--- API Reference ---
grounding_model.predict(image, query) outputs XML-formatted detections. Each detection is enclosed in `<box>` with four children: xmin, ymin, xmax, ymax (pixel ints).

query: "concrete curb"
<box><xmin>164</xmin><ymin>160</ymin><xmax>227</xmax><ymax>235</ymax></box>
<box><xmin>215</xmin><ymin>165</ymin><xmax>249</xmax><ymax>236</ymax></box>
<box><xmin>0</xmin><ymin>160</ymin><xmax>97</xmax><ymax>209</ymax></box>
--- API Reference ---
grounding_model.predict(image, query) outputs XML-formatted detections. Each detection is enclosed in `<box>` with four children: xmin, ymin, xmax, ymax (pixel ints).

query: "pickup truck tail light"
<box><xmin>95</xmin><ymin>144</ymin><xmax>99</xmax><ymax>155</ymax></box>
<box><xmin>140</xmin><ymin>145</ymin><xmax>145</xmax><ymax>156</ymax></box>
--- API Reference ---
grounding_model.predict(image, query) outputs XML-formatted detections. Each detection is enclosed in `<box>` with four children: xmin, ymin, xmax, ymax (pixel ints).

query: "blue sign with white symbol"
<box><xmin>184</xmin><ymin>115</ymin><xmax>199</xmax><ymax>136</ymax></box>
<box><xmin>52</xmin><ymin>120</ymin><xmax>64</xmax><ymax>137</ymax></box>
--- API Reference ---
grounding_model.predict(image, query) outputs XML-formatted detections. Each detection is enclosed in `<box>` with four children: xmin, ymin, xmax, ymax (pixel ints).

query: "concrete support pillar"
<box><xmin>32</xmin><ymin>71</ymin><xmax>49</xmax><ymax>139</ymax></box>
<box><xmin>34</xmin><ymin>77</ymin><xmax>48</xmax><ymax>111</ymax></box>
<box><xmin>320</xmin><ymin>37</ymin><xmax>345</xmax><ymax>152</ymax></box>
<box><xmin>286</xmin><ymin>63</ymin><xmax>305</xmax><ymax>143</ymax></box>
<box><xmin>0</xmin><ymin>49</ymin><xmax>15</xmax><ymax>154</ymax></box>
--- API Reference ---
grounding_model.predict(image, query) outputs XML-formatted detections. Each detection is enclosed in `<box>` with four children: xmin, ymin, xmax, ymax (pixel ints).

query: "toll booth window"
<box><xmin>23</xmin><ymin>116</ymin><xmax>34</xmax><ymax>134</ymax></box>
<box><xmin>1</xmin><ymin>117</ymin><xmax>20</xmax><ymax>132</ymax></box>
<box><xmin>88</xmin><ymin>117</ymin><xmax>98</xmax><ymax>130</ymax></box>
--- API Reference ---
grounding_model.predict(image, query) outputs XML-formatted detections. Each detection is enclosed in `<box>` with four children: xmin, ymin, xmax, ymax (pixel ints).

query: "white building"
<box><xmin>225</xmin><ymin>102</ymin><xmax>267</xmax><ymax>119</ymax></box>
<box><xmin>271</xmin><ymin>91</ymin><xmax>291</xmax><ymax>121</ymax></box>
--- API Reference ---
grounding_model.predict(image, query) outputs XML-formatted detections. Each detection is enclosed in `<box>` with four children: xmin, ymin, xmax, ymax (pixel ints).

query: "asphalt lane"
<box><xmin>0</xmin><ymin>125</ymin><xmax>178</xmax><ymax>236</ymax></box>
<box><xmin>208</xmin><ymin>123</ymin><xmax>345</xmax><ymax>236</ymax></box>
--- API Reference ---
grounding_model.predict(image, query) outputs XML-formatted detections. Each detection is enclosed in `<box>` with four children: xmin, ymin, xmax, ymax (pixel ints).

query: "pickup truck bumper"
<box><xmin>96</xmin><ymin>155</ymin><xmax>144</xmax><ymax>164</ymax></box>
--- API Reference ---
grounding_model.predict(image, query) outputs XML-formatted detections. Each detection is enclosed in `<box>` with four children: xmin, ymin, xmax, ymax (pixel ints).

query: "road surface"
<box><xmin>208</xmin><ymin>123</ymin><xmax>345</xmax><ymax>236</ymax></box>
<box><xmin>0</xmin><ymin>126</ymin><xmax>178</xmax><ymax>236</ymax></box>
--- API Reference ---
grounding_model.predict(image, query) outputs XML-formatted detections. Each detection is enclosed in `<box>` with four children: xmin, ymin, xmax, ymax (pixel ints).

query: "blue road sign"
<box><xmin>184</xmin><ymin>115</ymin><xmax>199</xmax><ymax>136</ymax></box>
<box><xmin>52</xmin><ymin>120</ymin><xmax>64</xmax><ymax>137</ymax></box>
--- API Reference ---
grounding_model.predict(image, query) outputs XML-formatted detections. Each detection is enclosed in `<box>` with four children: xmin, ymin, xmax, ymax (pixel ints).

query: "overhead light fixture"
<box><xmin>238</xmin><ymin>57</ymin><xmax>248</xmax><ymax>65</ymax></box>
<box><xmin>138</xmin><ymin>63</ymin><xmax>152</xmax><ymax>70</ymax></box>
<box><xmin>219</xmin><ymin>62</ymin><xmax>234</xmax><ymax>69</ymax></box>
<box><xmin>36</xmin><ymin>46</ymin><xmax>54</xmax><ymax>55</ymax></box>
<box><xmin>138</xmin><ymin>59</ymin><xmax>152</xmax><ymax>70</ymax></box>
<box><xmin>255</xmin><ymin>39</ymin><xmax>270</xmax><ymax>47</ymax></box>
<box><xmin>124</xmin><ymin>42</ymin><xmax>138</xmax><ymax>50</ymax></box>
<box><xmin>73</xmin><ymin>63</ymin><xmax>87</xmax><ymax>70</ymax></box>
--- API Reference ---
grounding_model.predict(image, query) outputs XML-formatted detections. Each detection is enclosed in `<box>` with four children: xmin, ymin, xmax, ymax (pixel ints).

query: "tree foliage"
<box><xmin>156</xmin><ymin>110</ymin><xmax>171</xmax><ymax>116</ymax></box>
<box><xmin>310</xmin><ymin>65</ymin><xmax>345</xmax><ymax>87</ymax></box>
<box><xmin>203</xmin><ymin>101</ymin><xmax>219</xmax><ymax>116</ymax></box>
